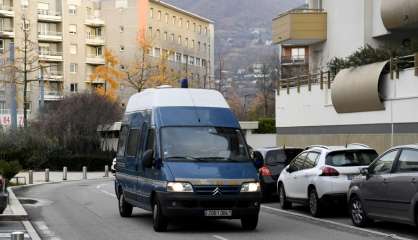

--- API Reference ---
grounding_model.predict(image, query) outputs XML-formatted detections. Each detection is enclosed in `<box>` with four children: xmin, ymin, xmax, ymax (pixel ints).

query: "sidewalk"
<box><xmin>12</xmin><ymin>171</ymin><xmax>110</xmax><ymax>185</ymax></box>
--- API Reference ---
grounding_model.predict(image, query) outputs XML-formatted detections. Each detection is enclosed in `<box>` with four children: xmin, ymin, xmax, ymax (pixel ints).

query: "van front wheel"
<box><xmin>118</xmin><ymin>192</ymin><xmax>133</xmax><ymax>217</ymax></box>
<box><xmin>153</xmin><ymin>199</ymin><xmax>168</xmax><ymax>232</ymax></box>
<box><xmin>241</xmin><ymin>215</ymin><xmax>258</xmax><ymax>230</ymax></box>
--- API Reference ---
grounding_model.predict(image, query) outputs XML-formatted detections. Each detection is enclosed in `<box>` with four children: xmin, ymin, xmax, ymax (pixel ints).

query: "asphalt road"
<box><xmin>13</xmin><ymin>179</ymin><xmax>415</xmax><ymax>240</ymax></box>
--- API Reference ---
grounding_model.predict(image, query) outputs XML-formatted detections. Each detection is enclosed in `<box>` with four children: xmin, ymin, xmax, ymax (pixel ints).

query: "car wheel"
<box><xmin>350</xmin><ymin>196</ymin><xmax>371</xmax><ymax>227</ymax></box>
<box><xmin>279</xmin><ymin>184</ymin><xmax>292</xmax><ymax>209</ymax></box>
<box><xmin>241</xmin><ymin>215</ymin><xmax>259</xmax><ymax>231</ymax></box>
<box><xmin>118</xmin><ymin>192</ymin><xmax>133</xmax><ymax>217</ymax></box>
<box><xmin>308</xmin><ymin>188</ymin><xmax>323</xmax><ymax>217</ymax></box>
<box><xmin>153</xmin><ymin>199</ymin><xmax>168</xmax><ymax>232</ymax></box>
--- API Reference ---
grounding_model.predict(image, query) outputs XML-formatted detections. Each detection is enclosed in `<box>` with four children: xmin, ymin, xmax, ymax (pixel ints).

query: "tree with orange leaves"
<box><xmin>89</xmin><ymin>49</ymin><xmax>124</xmax><ymax>101</ymax></box>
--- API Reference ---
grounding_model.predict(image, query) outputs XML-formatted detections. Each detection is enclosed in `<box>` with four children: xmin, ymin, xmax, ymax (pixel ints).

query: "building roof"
<box><xmin>151</xmin><ymin>0</ymin><xmax>214</xmax><ymax>23</ymax></box>
<box><xmin>125</xmin><ymin>87</ymin><xmax>229</xmax><ymax>113</ymax></box>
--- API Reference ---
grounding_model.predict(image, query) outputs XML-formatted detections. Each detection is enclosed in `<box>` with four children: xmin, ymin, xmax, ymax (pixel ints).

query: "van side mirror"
<box><xmin>360</xmin><ymin>168</ymin><xmax>369</xmax><ymax>176</ymax></box>
<box><xmin>142</xmin><ymin>149</ymin><xmax>154</xmax><ymax>168</ymax></box>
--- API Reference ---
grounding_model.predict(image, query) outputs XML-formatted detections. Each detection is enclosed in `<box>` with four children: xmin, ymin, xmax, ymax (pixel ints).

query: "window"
<box><xmin>70</xmin><ymin>63</ymin><xmax>78</xmax><ymax>73</ymax></box>
<box><xmin>198</xmin><ymin>25</ymin><xmax>202</xmax><ymax>34</ymax></box>
<box><xmin>0</xmin><ymin>101</ymin><xmax>5</xmax><ymax>111</ymax></box>
<box><xmin>326</xmin><ymin>150</ymin><xmax>378</xmax><ymax>167</ymax></box>
<box><xmin>69</xmin><ymin>24</ymin><xmax>77</xmax><ymax>35</ymax></box>
<box><xmin>370</xmin><ymin>150</ymin><xmax>398</xmax><ymax>174</ymax></box>
<box><xmin>182</xmin><ymin>54</ymin><xmax>188</xmax><ymax>64</ymax></box>
<box><xmin>120</xmin><ymin>45</ymin><xmax>125</xmax><ymax>51</ymax></box>
<box><xmin>96</xmin><ymin>47</ymin><xmax>103</xmax><ymax>56</ymax></box>
<box><xmin>185</xmin><ymin>38</ymin><xmax>188</xmax><ymax>47</ymax></box>
<box><xmin>172</xmin><ymin>16</ymin><xmax>176</xmax><ymax>25</ymax></box>
<box><xmin>69</xmin><ymin>5</ymin><xmax>77</xmax><ymax>15</ymax></box>
<box><xmin>126</xmin><ymin>129</ymin><xmax>141</xmax><ymax>157</ymax></box>
<box><xmin>395</xmin><ymin>149</ymin><xmax>418</xmax><ymax>173</ymax></box>
<box><xmin>154</xmin><ymin>47</ymin><xmax>161</xmax><ymax>57</ymax></box>
<box><xmin>69</xmin><ymin>44</ymin><xmax>77</xmax><ymax>54</ymax></box>
<box><xmin>193</xmin><ymin>23</ymin><xmax>196</xmax><ymax>31</ymax></box>
<box><xmin>117</xmin><ymin>125</ymin><xmax>129</xmax><ymax>157</ymax></box>
<box><xmin>70</xmin><ymin>83</ymin><xmax>78</xmax><ymax>93</ymax></box>
<box><xmin>38</xmin><ymin>2</ymin><xmax>49</xmax><ymax>15</ymax></box>
<box><xmin>186</xmin><ymin>20</ymin><xmax>190</xmax><ymax>29</ymax></box>
<box><xmin>305</xmin><ymin>152</ymin><xmax>320</xmax><ymax>169</ymax></box>
<box><xmin>202</xmin><ymin>59</ymin><xmax>207</xmax><ymax>68</ymax></box>
<box><xmin>176</xmin><ymin>53</ymin><xmax>181</xmax><ymax>62</ymax></box>
<box><xmin>157</xmin><ymin>10</ymin><xmax>161</xmax><ymax>20</ymax></box>
<box><xmin>148</xmin><ymin>27</ymin><xmax>152</xmax><ymax>37</ymax></box>
<box><xmin>120</xmin><ymin>64</ymin><xmax>126</xmax><ymax>70</ymax></box>
<box><xmin>177</xmin><ymin>35</ymin><xmax>181</xmax><ymax>44</ymax></box>
<box><xmin>289</xmin><ymin>153</ymin><xmax>308</xmax><ymax>172</ymax></box>
<box><xmin>291</xmin><ymin>48</ymin><xmax>306</xmax><ymax>61</ymax></box>
<box><xmin>156</xmin><ymin>29</ymin><xmax>160</xmax><ymax>39</ymax></box>
<box><xmin>170</xmin><ymin>33</ymin><xmax>175</xmax><ymax>41</ymax></box>
<box><xmin>0</xmin><ymin>39</ymin><xmax>4</xmax><ymax>53</ymax></box>
<box><xmin>198</xmin><ymin>41</ymin><xmax>201</xmax><ymax>50</ymax></box>
<box><xmin>163</xmin><ymin>32</ymin><xmax>167</xmax><ymax>41</ymax></box>
<box><xmin>189</xmin><ymin>56</ymin><xmax>194</xmax><ymax>65</ymax></box>
<box><xmin>149</xmin><ymin>8</ymin><xmax>153</xmax><ymax>18</ymax></box>
<box><xmin>165</xmin><ymin>13</ymin><xmax>169</xmax><ymax>23</ymax></box>
<box><xmin>119</xmin><ymin>26</ymin><xmax>124</xmax><ymax>32</ymax></box>
<box><xmin>178</xmin><ymin>18</ymin><xmax>182</xmax><ymax>27</ymax></box>
<box><xmin>196</xmin><ymin>58</ymin><xmax>201</xmax><ymax>67</ymax></box>
<box><xmin>191</xmin><ymin>40</ymin><xmax>195</xmax><ymax>49</ymax></box>
<box><xmin>146</xmin><ymin>128</ymin><xmax>155</xmax><ymax>151</ymax></box>
<box><xmin>204</xmin><ymin>27</ymin><xmax>208</xmax><ymax>35</ymax></box>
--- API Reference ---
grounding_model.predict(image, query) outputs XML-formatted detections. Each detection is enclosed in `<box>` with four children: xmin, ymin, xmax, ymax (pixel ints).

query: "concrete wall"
<box><xmin>275</xmin><ymin>68</ymin><xmax>418</xmax><ymax>153</ymax></box>
<box><xmin>246</xmin><ymin>133</ymin><xmax>277</xmax><ymax>149</ymax></box>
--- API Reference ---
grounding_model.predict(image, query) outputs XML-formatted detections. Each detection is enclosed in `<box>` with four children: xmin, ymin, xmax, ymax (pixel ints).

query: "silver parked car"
<box><xmin>348</xmin><ymin>144</ymin><xmax>418</xmax><ymax>227</ymax></box>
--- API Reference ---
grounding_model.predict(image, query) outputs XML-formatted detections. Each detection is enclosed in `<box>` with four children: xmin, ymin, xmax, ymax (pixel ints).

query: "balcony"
<box><xmin>272</xmin><ymin>8</ymin><xmax>327</xmax><ymax>46</ymax></box>
<box><xmin>85</xmin><ymin>16</ymin><xmax>105</xmax><ymax>27</ymax></box>
<box><xmin>0</xmin><ymin>5</ymin><xmax>14</xmax><ymax>17</ymax></box>
<box><xmin>86</xmin><ymin>35</ymin><xmax>105</xmax><ymax>46</ymax></box>
<box><xmin>381</xmin><ymin>0</ymin><xmax>418</xmax><ymax>30</ymax></box>
<box><xmin>86</xmin><ymin>54</ymin><xmax>105</xmax><ymax>65</ymax></box>
<box><xmin>281</xmin><ymin>55</ymin><xmax>309</xmax><ymax>65</ymax></box>
<box><xmin>38</xmin><ymin>31</ymin><xmax>63</xmax><ymax>42</ymax></box>
<box><xmin>44</xmin><ymin>71</ymin><xmax>64</xmax><ymax>81</ymax></box>
<box><xmin>43</xmin><ymin>91</ymin><xmax>64</xmax><ymax>101</ymax></box>
<box><xmin>38</xmin><ymin>51</ymin><xmax>63</xmax><ymax>62</ymax></box>
<box><xmin>0</xmin><ymin>27</ymin><xmax>14</xmax><ymax>38</ymax></box>
<box><xmin>37</xmin><ymin>9</ymin><xmax>62</xmax><ymax>22</ymax></box>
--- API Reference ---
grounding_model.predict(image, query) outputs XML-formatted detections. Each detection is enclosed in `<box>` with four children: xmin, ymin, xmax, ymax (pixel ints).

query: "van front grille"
<box><xmin>194</xmin><ymin>185</ymin><xmax>241</xmax><ymax>196</ymax></box>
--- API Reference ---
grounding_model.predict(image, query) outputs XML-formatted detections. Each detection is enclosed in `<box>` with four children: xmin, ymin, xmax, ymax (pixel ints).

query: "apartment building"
<box><xmin>272</xmin><ymin>0</ymin><xmax>418</xmax><ymax>152</ymax></box>
<box><xmin>0</xmin><ymin>0</ymin><xmax>215</xmax><ymax>128</ymax></box>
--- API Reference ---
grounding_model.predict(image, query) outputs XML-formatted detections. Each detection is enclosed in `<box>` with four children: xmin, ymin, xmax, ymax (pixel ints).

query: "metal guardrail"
<box><xmin>278</xmin><ymin>54</ymin><xmax>418</xmax><ymax>94</ymax></box>
<box><xmin>38</xmin><ymin>31</ymin><xmax>63</xmax><ymax>37</ymax></box>
<box><xmin>37</xmin><ymin>9</ymin><xmax>61</xmax><ymax>16</ymax></box>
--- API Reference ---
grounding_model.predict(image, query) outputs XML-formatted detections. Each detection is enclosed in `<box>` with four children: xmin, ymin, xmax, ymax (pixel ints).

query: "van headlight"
<box><xmin>240</xmin><ymin>182</ymin><xmax>261</xmax><ymax>192</ymax></box>
<box><xmin>167</xmin><ymin>182</ymin><xmax>194</xmax><ymax>192</ymax></box>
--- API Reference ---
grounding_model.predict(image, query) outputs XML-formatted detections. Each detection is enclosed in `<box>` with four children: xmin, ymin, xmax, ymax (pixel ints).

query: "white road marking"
<box><xmin>213</xmin><ymin>235</ymin><xmax>229</xmax><ymax>240</ymax></box>
<box><xmin>261</xmin><ymin>205</ymin><xmax>413</xmax><ymax>240</ymax></box>
<box><xmin>33</xmin><ymin>221</ymin><xmax>62</xmax><ymax>240</ymax></box>
<box><xmin>96</xmin><ymin>183</ymin><xmax>117</xmax><ymax>198</ymax></box>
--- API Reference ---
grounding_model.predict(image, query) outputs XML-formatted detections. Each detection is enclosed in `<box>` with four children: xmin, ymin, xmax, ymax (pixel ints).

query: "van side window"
<box><xmin>117</xmin><ymin>125</ymin><xmax>129</xmax><ymax>157</ymax></box>
<box><xmin>126</xmin><ymin>129</ymin><xmax>141</xmax><ymax>157</ymax></box>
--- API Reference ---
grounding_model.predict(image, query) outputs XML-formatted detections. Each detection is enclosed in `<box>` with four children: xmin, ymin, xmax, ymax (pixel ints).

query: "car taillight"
<box><xmin>320</xmin><ymin>166</ymin><xmax>339</xmax><ymax>176</ymax></box>
<box><xmin>260</xmin><ymin>166</ymin><xmax>272</xmax><ymax>176</ymax></box>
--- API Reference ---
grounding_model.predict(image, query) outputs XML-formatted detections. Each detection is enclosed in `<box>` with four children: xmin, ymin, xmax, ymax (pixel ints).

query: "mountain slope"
<box><xmin>164</xmin><ymin>0</ymin><xmax>305</xmax><ymax>71</ymax></box>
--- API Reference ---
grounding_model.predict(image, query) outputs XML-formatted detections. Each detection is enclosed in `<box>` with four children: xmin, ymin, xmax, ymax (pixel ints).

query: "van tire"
<box><xmin>153</xmin><ymin>199</ymin><xmax>168</xmax><ymax>232</ymax></box>
<box><xmin>241</xmin><ymin>215</ymin><xmax>258</xmax><ymax>230</ymax></box>
<box><xmin>279</xmin><ymin>184</ymin><xmax>292</xmax><ymax>209</ymax></box>
<box><xmin>118</xmin><ymin>192</ymin><xmax>133</xmax><ymax>217</ymax></box>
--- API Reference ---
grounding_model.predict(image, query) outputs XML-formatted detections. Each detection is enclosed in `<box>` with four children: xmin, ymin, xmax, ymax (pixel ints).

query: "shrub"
<box><xmin>254</xmin><ymin>118</ymin><xmax>276</xmax><ymax>134</ymax></box>
<box><xmin>0</xmin><ymin>160</ymin><xmax>22</xmax><ymax>182</ymax></box>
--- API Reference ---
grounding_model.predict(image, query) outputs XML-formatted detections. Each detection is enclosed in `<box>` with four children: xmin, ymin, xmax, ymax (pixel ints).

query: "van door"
<box><xmin>124</xmin><ymin>128</ymin><xmax>142</xmax><ymax>204</ymax></box>
<box><xmin>141</xmin><ymin>125</ymin><xmax>161</xmax><ymax>210</ymax></box>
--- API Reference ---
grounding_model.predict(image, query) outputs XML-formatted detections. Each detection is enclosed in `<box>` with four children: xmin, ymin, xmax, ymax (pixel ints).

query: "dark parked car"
<box><xmin>253</xmin><ymin>147</ymin><xmax>303</xmax><ymax>198</ymax></box>
<box><xmin>0</xmin><ymin>175</ymin><xmax>7</xmax><ymax>214</ymax></box>
<box><xmin>348</xmin><ymin>145</ymin><xmax>418</xmax><ymax>228</ymax></box>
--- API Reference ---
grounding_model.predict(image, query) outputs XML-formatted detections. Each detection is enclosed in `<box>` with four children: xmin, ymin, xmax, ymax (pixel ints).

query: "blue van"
<box><xmin>115</xmin><ymin>87</ymin><xmax>261</xmax><ymax>232</ymax></box>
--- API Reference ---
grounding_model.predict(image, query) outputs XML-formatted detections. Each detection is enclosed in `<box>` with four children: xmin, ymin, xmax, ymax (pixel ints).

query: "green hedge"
<box><xmin>254</xmin><ymin>118</ymin><xmax>276</xmax><ymax>134</ymax></box>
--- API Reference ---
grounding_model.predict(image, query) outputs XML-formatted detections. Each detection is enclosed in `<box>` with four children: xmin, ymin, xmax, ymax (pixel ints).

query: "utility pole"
<box><xmin>22</xmin><ymin>16</ymin><xmax>29</xmax><ymax>128</ymax></box>
<box><xmin>39</xmin><ymin>64</ymin><xmax>45</xmax><ymax>111</ymax></box>
<box><xmin>8</xmin><ymin>42</ymin><xmax>17</xmax><ymax>129</ymax></box>
<box><xmin>218</xmin><ymin>55</ymin><xmax>224</xmax><ymax>93</ymax></box>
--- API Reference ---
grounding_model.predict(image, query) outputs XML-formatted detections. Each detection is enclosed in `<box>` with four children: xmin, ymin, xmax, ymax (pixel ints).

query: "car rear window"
<box><xmin>326</xmin><ymin>150</ymin><xmax>378</xmax><ymax>167</ymax></box>
<box><xmin>265</xmin><ymin>149</ymin><xmax>303</xmax><ymax>165</ymax></box>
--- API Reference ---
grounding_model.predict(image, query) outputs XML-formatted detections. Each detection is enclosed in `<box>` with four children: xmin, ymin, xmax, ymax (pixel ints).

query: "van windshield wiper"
<box><xmin>165</xmin><ymin>156</ymin><xmax>209</xmax><ymax>162</ymax></box>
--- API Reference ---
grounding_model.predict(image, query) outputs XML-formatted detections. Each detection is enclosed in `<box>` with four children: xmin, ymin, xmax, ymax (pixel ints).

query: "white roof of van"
<box><xmin>125</xmin><ymin>88</ymin><xmax>230</xmax><ymax>113</ymax></box>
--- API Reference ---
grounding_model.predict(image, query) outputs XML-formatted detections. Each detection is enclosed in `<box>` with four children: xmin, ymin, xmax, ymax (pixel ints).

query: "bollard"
<box><xmin>63</xmin><ymin>166</ymin><xmax>67</xmax><ymax>180</ymax></box>
<box><xmin>45</xmin><ymin>168</ymin><xmax>49</xmax><ymax>182</ymax></box>
<box><xmin>82</xmin><ymin>166</ymin><xmax>87</xmax><ymax>180</ymax></box>
<box><xmin>28</xmin><ymin>170</ymin><xmax>33</xmax><ymax>184</ymax></box>
<box><xmin>11</xmin><ymin>231</ymin><xmax>24</xmax><ymax>240</ymax></box>
<box><xmin>104</xmin><ymin>165</ymin><xmax>109</xmax><ymax>177</ymax></box>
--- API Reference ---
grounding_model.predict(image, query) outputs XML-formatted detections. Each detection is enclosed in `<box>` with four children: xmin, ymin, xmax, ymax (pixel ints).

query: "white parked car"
<box><xmin>277</xmin><ymin>144</ymin><xmax>378</xmax><ymax>217</ymax></box>
<box><xmin>111</xmin><ymin>158</ymin><xmax>116</xmax><ymax>174</ymax></box>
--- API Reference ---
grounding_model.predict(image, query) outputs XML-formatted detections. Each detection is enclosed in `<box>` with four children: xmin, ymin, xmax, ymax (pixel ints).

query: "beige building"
<box><xmin>0</xmin><ymin>0</ymin><xmax>214</xmax><ymax>127</ymax></box>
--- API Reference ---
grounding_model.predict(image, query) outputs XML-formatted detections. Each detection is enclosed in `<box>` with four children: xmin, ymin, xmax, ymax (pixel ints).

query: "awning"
<box><xmin>331</xmin><ymin>61</ymin><xmax>388</xmax><ymax>113</ymax></box>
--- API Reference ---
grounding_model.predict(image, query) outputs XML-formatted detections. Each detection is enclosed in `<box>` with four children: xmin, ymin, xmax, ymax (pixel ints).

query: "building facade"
<box><xmin>0</xmin><ymin>0</ymin><xmax>215</xmax><ymax>128</ymax></box>
<box><xmin>272</xmin><ymin>0</ymin><xmax>418</xmax><ymax>152</ymax></box>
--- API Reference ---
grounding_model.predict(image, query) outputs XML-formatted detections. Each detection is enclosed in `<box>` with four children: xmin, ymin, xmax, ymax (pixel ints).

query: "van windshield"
<box><xmin>161</xmin><ymin>127</ymin><xmax>250</xmax><ymax>162</ymax></box>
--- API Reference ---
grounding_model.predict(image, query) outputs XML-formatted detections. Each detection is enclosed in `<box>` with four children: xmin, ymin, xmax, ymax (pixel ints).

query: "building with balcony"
<box><xmin>273</xmin><ymin>0</ymin><xmax>418</xmax><ymax>152</ymax></box>
<box><xmin>0</xmin><ymin>0</ymin><xmax>214</xmax><ymax>128</ymax></box>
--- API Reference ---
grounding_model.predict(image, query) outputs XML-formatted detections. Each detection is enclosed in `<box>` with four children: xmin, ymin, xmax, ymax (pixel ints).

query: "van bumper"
<box><xmin>157</xmin><ymin>192</ymin><xmax>261</xmax><ymax>219</ymax></box>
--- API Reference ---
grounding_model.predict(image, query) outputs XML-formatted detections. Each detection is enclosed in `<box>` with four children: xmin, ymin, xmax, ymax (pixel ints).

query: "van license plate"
<box><xmin>204</xmin><ymin>210</ymin><xmax>232</xmax><ymax>217</ymax></box>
